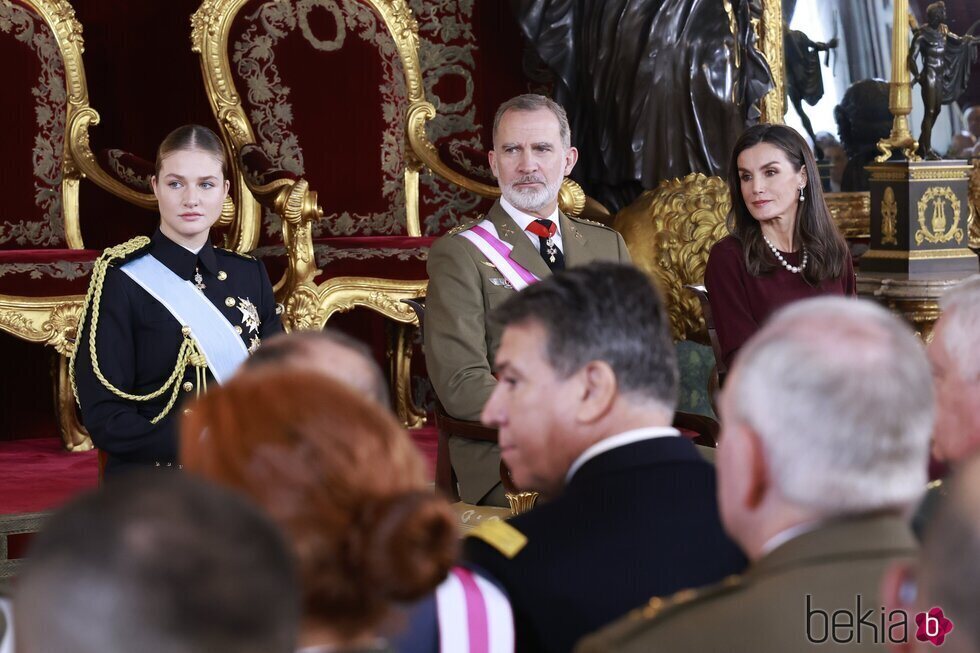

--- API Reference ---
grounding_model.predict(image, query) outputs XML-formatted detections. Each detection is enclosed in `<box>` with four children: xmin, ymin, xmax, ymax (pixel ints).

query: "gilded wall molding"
<box><xmin>756</xmin><ymin>0</ymin><xmax>785</xmax><ymax>124</ymax></box>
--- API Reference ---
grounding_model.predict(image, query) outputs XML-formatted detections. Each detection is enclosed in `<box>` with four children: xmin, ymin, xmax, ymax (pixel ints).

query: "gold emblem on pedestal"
<box><xmin>881</xmin><ymin>187</ymin><xmax>898</xmax><ymax>245</ymax></box>
<box><xmin>915</xmin><ymin>186</ymin><xmax>963</xmax><ymax>245</ymax></box>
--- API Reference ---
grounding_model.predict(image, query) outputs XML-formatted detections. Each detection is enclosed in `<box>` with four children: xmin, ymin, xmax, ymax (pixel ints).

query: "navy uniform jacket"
<box><xmin>73</xmin><ymin>229</ymin><xmax>282</xmax><ymax>475</ymax></box>
<box><xmin>463</xmin><ymin>435</ymin><xmax>747</xmax><ymax>653</ymax></box>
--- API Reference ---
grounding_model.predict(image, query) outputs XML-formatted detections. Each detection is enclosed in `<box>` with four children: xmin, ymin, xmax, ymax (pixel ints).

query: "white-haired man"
<box><xmin>425</xmin><ymin>93</ymin><xmax>630</xmax><ymax>506</ymax></box>
<box><xmin>884</xmin><ymin>453</ymin><xmax>980</xmax><ymax>653</ymax></box>
<box><xmin>579</xmin><ymin>297</ymin><xmax>934</xmax><ymax>652</ymax></box>
<box><xmin>912</xmin><ymin>274</ymin><xmax>980</xmax><ymax>538</ymax></box>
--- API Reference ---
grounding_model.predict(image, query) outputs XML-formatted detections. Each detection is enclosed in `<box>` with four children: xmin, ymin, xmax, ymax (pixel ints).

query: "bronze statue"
<box><xmin>834</xmin><ymin>79</ymin><xmax>892</xmax><ymax>192</ymax></box>
<box><xmin>908</xmin><ymin>1</ymin><xmax>979</xmax><ymax>159</ymax></box>
<box><xmin>784</xmin><ymin>27</ymin><xmax>838</xmax><ymax>160</ymax></box>
<box><xmin>511</xmin><ymin>0</ymin><xmax>773</xmax><ymax>213</ymax></box>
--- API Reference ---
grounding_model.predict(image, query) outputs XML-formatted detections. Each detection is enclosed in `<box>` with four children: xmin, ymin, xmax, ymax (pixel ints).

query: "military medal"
<box><xmin>193</xmin><ymin>266</ymin><xmax>206</xmax><ymax>290</ymax></box>
<box><xmin>248</xmin><ymin>335</ymin><xmax>261</xmax><ymax>354</ymax></box>
<box><xmin>237</xmin><ymin>297</ymin><xmax>261</xmax><ymax>333</ymax></box>
<box><xmin>544</xmin><ymin>237</ymin><xmax>558</xmax><ymax>263</ymax></box>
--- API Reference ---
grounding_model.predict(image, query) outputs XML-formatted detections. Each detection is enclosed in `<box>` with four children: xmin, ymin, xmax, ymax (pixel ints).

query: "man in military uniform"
<box><xmin>464</xmin><ymin>263</ymin><xmax>745</xmax><ymax>653</ymax></box>
<box><xmin>578</xmin><ymin>297</ymin><xmax>934</xmax><ymax>652</ymax></box>
<box><xmin>425</xmin><ymin>94</ymin><xmax>631</xmax><ymax>506</ymax></box>
<box><xmin>72</xmin><ymin>229</ymin><xmax>282</xmax><ymax>476</ymax></box>
<box><xmin>883</xmin><ymin>455</ymin><xmax>980</xmax><ymax>652</ymax></box>
<box><xmin>912</xmin><ymin>274</ymin><xmax>980</xmax><ymax>538</ymax></box>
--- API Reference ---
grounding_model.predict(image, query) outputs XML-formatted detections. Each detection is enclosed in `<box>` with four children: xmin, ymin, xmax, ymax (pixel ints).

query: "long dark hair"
<box><xmin>725</xmin><ymin>124</ymin><xmax>849</xmax><ymax>284</ymax></box>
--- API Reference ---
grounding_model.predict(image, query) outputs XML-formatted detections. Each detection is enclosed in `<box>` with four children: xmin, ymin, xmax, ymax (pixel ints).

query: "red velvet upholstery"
<box><xmin>1</xmin><ymin>0</ymin><xmax>70</xmax><ymax>251</ymax></box>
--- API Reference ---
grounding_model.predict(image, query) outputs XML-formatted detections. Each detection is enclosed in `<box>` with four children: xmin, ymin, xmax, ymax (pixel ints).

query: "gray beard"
<box><xmin>501</xmin><ymin>177</ymin><xmax>562</xmax><ymax>214</ymax></box>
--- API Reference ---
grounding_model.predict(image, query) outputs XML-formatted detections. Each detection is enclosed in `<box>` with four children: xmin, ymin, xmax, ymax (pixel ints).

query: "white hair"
<box><xmin>732</xmin><ymin>297</ymin><xmax>933</xmax><ymax>515</ymax></box>
<box><xmin>939</xmin><ymin>274</ymin><xmax>980</xmax><ymax>382</ymax></box>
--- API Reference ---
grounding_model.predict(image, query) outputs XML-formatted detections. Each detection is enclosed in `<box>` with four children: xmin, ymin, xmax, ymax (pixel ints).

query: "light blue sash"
<box><xmin>120</xmin><ymin>254</ymin><xmax>248</xmax><ymax>384</ymax></box>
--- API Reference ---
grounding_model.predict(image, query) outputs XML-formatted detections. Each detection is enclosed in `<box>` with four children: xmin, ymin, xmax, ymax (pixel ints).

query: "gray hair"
<box><xmin>920</xmin><ymin>454</ymin><xmax>980</xmax><ymax>652</ymax></box>
<box><xmin>492</xmin><ymin>94</ymin><xmax>572</xmax><ymax>150</ymax></box>
<box><xmin>732</xmin><ymin>297</ymin><xmax>933</xmax><ymax>515</ymax></box>
<box><xmin>244</xmin><ymin>329</ymin><xmax>390</xmax><ymax>406</ymax></box>
<box><xmin>491</xmin><ymin>262</ymin><xmax>678</xmax><ymax>412</ymax></box>
<box><xmin>938</xmin><ymin>274</ymin><xmax>980</xmax><ymax>382</ymax></box>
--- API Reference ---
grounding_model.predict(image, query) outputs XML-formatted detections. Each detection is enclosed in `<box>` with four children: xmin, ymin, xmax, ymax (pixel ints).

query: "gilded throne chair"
<box><xmin>191</xmin><ymin>0</ymin><xmax>588</xmax><ymax>430</ymax></box>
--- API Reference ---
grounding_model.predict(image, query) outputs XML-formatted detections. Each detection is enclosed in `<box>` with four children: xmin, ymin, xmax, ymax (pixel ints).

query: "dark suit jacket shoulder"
<box><xmin>464</xmin><ymin>436</ymin><xmax>746</xmax><ymax>653</ymax></box>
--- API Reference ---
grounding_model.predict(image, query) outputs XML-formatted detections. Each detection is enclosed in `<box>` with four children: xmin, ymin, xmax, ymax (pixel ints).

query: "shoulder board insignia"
<box><xmin>466</xmin><ymin>519</ymin><xmax>527</xmax><ymax>559</ymax></box>
<box><xmin>104</xmin><ymin>236</ymin><xmax>151</xmax><ymax>266</ymax></box>
<box><xmin>217</xmin><ymin>247</ymin><xmax>255</xmax><ymax>261</ymax></box>
<box><xmin>448</xmin><ymin>215</ymin><xmax>486</xmax><ymax>236</ymax></box>
<box><xmin>630</xmin><ymin>574</ymin><xmax>743</xmax><ymax>624</ymax></box>
<box><xmin>568</xmin><ymin>214</ymin><xmax>615</xmax><ymax>230</ymax></box>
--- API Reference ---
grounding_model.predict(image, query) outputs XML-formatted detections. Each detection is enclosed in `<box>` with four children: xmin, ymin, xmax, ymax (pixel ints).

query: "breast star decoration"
<box><xmin>237</xmin><ymin>297</ymin><xmax>261</xmax><ymax>334</ymax></box>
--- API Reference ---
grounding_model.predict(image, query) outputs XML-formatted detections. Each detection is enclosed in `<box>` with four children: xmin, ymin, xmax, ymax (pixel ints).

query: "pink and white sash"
<box><xmin>458</xmin><ymin>220</ymin><xmax>540</xmax><ymax>291</ymax></box>
<box><xmin>435</xmin><ymin>567</ymin><xmax>514</xmax><ymax>653</ymax></box>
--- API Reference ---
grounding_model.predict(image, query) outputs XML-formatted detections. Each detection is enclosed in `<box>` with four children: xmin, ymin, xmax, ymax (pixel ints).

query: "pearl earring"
<box><xmin>799</xmin><ymin>186</ymin><xmax>805</xmax><ymax>202</ymax></box>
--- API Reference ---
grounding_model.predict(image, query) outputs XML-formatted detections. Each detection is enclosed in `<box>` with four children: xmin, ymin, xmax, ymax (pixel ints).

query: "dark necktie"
<box><xmin>525</xmin><ymin>219</ymin><xmax>565</xmax><ymax>271</ymax></box>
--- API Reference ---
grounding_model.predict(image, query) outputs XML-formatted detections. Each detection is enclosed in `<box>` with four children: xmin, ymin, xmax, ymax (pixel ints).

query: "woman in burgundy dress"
<box><xmin>706</xmin><ymin>124</ymin><xmax>855</xmax><ymax>371</ymax></box>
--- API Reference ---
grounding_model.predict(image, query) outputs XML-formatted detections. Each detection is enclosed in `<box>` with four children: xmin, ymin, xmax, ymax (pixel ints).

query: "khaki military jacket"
<box><xmin>424</xmin><ymin>200</ymin><xmax>630</xmax><ymax>503</ymax></box>
<box><xmin>576</xmin><ymin>513</ymin><xmax>917</xmax><ymax>653</ymax></box>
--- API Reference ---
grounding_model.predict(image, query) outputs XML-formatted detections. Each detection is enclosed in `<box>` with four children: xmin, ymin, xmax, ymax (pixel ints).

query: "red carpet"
<box><xmin>0</xmin><ymin>438</ymin><xmax>99</xmax><ymax>515</ymax></box>
<box><xmin>0</xmin><ymin>428</ymin><xmax>437</xmax><ymax>517</ymax></box>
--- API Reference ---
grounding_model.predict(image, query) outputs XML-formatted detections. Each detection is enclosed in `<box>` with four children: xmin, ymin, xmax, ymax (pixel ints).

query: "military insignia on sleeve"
<box><xmin>237</xmin><ymin>298</ymin><xmax>261</xmax><ymax>333</ymax></box>
<box><xmin>466</xmin><ymin>519</ymin><xmax>527</xmax><ymax>559</ymax></box>
<box><xmin>248</xmin><ymin>335</ymin><xmax>261</xmax><ymax>354</ymax></box>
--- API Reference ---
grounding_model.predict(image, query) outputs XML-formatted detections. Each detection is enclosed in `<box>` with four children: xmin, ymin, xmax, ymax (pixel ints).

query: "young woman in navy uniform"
<box><xmin>71</xmin><ymin>125</ymin><xmax>282</xmax><ymax>476</ymax></box>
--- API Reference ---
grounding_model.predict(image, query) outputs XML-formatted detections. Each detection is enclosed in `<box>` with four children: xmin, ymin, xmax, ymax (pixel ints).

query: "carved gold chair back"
<box><xmin>614</xmin><ymin>173</ymin><xmax>730</xmax><ymax>344</ymax></box>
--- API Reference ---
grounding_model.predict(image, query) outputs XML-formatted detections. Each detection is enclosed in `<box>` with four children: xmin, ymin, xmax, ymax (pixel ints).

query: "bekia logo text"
<box><xmin>806</xmin><ymin>595</ymin><xmax>953</xmax><ymax>646</ymax></box>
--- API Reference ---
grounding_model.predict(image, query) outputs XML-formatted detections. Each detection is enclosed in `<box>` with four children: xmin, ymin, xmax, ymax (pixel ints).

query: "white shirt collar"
<box><xmin>759</xmin><ymin>520</ymin><xmax>824</xmax><ymax>557</ymax></box>
<box><xmin>565</xmin><ymin>426</ymin><xmax>680</xmax><ymax>483</ymax></box>
<box><xmin>500</xmin><ymin>197</ymin><xmax>562</xmax><ymax>243</ymax></box>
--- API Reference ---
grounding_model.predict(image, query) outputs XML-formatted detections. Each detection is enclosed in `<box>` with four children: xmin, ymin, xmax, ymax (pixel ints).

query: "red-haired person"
<box><xmin>182</xmin><ymin>369</ymin><xmax>511</xmax><ymax>652</ymax></box>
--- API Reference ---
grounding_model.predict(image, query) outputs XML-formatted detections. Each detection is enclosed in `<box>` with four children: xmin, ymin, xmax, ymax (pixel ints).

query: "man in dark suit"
<box><xmin>580</xmin><ymin>297</ymin><xmax>934</xmax><ymax>653</ymax></box>
<box><xmin>463</xmin><ymin>262</ymin><xmax>746</xmax><ymax>653</ymax></box>
<box><xmin>425</xmin><ymin>94</ymin><xmax>630</xmax><ymax>506</ymax></box>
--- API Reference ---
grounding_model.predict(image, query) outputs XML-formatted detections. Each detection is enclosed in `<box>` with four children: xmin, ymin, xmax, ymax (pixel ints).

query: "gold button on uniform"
<box><xmin>225</xmin><ymin>297</ymin><xmax>236</xmax><ymax>307</ymax></box>
<box><xmin>182</xmin><ymin>381</ymin><xmax>194</xmax><ymax>392</ymax></box>
<box><xmin>235</xmin><ymin>325</ymin><xmax>243</xmax><ymax>334</ymax></box>
<box><xmin>217</xmin><ymin>271</ymin><xmax>227</xmax><ymax>281</ymax></box>
<box><xmin>181</xmin><ymin>326</ymin><xmax>191</xmax><ymax>336</ymax></box>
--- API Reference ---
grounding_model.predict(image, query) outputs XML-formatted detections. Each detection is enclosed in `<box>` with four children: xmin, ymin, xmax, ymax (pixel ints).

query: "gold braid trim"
<box><xmin>69</xmin><ymin>237</ymin><xmax>210</xmax><ymax>424</ymax></box>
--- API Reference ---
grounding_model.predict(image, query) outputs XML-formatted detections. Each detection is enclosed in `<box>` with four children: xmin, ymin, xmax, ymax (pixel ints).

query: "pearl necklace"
<box><xmin>763</xmin><ymin>235</ymin><xmax>808</xmax><ymax>274</ymax></box>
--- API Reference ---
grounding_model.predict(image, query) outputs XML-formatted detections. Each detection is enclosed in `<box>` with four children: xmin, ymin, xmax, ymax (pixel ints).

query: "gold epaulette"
<box><xmin>216</xmin><ymin>247</ymin><xmax>255</xmax><ymax>260</ymax></box>
<box><xmin>448</xmin><ymin>215</ymin><xmax>486</xmax><ymax>236</ymax></box>
<box><xmin>466</xmin><ymin>519</ymin><xmax>527</xmax><ymax>559</ymax></box>
<box><xmin>628</xmin><ymin>574</ymin><xmax>743</xmax><ymax>624</ymax></box>
<box><xmin>104</xmin><ymin>236</ymin><xmax>152</xmax><ymax>265</ymax></box>
<box><xmin>568</xmin><ymin>214</ymin><xmax>616</xmax><ymax>230</ymax></box>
